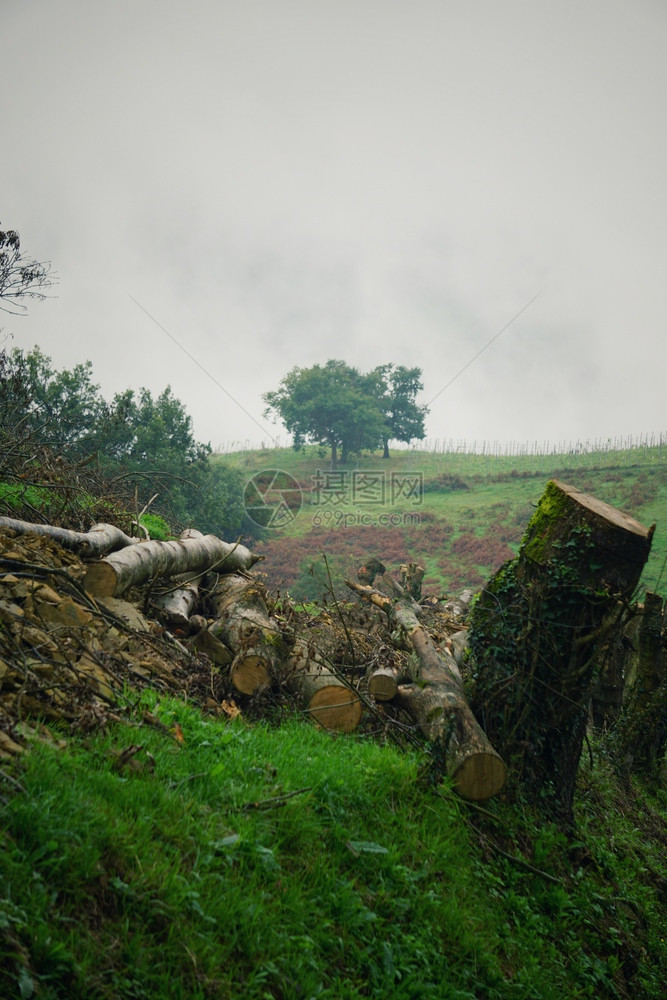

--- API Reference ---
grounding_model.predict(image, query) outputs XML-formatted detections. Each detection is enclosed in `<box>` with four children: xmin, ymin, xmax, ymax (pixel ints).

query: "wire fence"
<box><xmin>215</xmin><ymin>432</ymin><xmax>666</xmax><ymax>469</ymax></box>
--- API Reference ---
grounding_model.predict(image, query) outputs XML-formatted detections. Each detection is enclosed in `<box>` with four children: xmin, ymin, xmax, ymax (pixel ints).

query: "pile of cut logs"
<box><xmin>0</xmin><ymin>514</ymin><xmax>506</xmax><ymax>801</ymax></box>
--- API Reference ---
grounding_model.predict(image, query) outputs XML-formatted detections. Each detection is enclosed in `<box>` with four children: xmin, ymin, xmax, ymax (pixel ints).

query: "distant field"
<box><xmin>215</xmin><ymin>443</ymin><xmax>667</xmax><ymax>600</ymax></box>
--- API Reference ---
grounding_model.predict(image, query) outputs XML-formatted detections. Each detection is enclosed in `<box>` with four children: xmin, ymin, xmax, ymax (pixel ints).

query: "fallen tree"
<box><xmin>467</xmin><ymin>479</ymin><xmax>654</xmax><ymax>823</ymax></box>
<box><xmin>346</xmin><ymin>576</ymin><xmax>506</xmax><ymax>801</ymax></box>
<box><xmin>84</xmin><ymin>535</ymin><xmax>261</xmax><ymax>598</ymax></box>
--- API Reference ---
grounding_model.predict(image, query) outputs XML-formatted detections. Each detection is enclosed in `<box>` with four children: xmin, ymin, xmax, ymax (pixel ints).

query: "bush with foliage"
<box><xmin>0</xmin><ymin>346</ymin><xmax>261</xmax><ymax>542</ymax></box>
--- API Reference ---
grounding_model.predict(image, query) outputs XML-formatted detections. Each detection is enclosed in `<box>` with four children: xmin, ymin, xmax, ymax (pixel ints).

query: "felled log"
<box><xmin>467</xmin><ymin>479</ymin><xmax>654</xmax><ymax>822</ymax></box>
<box><xmin>367</xmin><ymin>663</ymin><xmax>410</xmax><ymax>702</ymax></box>
<box><xmin>187</xmin><ymin>615</ymin><xmax>233</xmax><ymax>666</ymax></box>
<box><xmin>347</xmin><ymin>578</ymin><xmax>506</xmax><ymax>800</ymax></box>
<box><xmin>210</xmin><ymin>573</ymin><xmax>284</xmax><ymax>695</ymax></box>
<box><xmin>84</xmin><ymin>535</ymin><xmax>260</xmax><ymax>598</ymax></box>
<box><xmin>287</xmin><ymin>636</ymin><xmax>363</xmax><ymax>733</ymax></box>
<box><xmin>0</xmin><ymin>516</ymin><xmax>138</xmax><ymax>557</ymax></box>
<box><xmin>150</xmin><ymin>530</ymin><xmax>205</xmax><ymax>627</ymax></box>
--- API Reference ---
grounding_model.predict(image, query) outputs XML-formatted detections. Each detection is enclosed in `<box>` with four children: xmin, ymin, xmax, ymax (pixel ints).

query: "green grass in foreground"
<box><xmin>1</xmin><ymin>694</ymin><xmax>665</xmax><ymax>999</ymax></box>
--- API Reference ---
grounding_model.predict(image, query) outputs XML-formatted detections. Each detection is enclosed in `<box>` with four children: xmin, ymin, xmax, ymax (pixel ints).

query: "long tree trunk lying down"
<box><xmin>0</xmin><ymin>516</ymin><xmax>138</xmax><ymax>557</ymax></box>
<box><xmin>347</xmin><ymin>579</ymin><xmax>506</xmax><ymax>800</ymax></box>
<box><xmin>84</xmin><ymin>535</ymin><xmax>260</xmax><ymax>598</ymax></box>
<box><xmin>614</xmin><ymin>592</ymin><xmax>667</xmax><ymax>776</ymax></box>
<box><xmin>210</xmin><ymin>573</ymin><xmax>284</xmax><ymax>695</ymax></box>
<box><xmin>286</xmin><ymin>636</ymin><xmax>363</xmax><ymax>733</ymax></box>
<box><xmin>467</xmin><ymin>479</ymin><xmax>654</xmax><ymax>823</ymax></box>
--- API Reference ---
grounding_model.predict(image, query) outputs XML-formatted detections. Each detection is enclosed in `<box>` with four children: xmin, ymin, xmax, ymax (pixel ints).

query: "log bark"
<box><xmin>84</xmin><ymin>535</ymin><xmax>260</xmax><ymax>598</ymax></box>
<box><xmin>210</xmin><ymin>573</ymin><xmax>284</xmax><ymax>695</ymax></box>
<box><xmin>0</xmin><ymin>516</ymin><xmax>138</xmax><ymax>557</ymax></box>
<box><xmin>150</xmin><ymin>530</ymin><xmax>205</xmax><ymax>627</ymax></box>
<box><xmin>613</xmin><ymin>592</ymin><xmax>667</xmax><ymax>776</ymax></box>
<box><xmin>286</xmin><ymin>636</ymin><xmax>363</xmax><ymax>733</ymax></box>
<box><xmin>467</xmin><ymin>479</ymin><xmax>654</xmax><ymax>823</ymax></box>
<box><xmin>347</xmin><ymin>578</ymin><xmax>506</xmax><ymax>800</ymax></box>
<box><xmin>187</xmin><ymin>615</ymin><xmax>233</xmax><ymax>666</ymax></box>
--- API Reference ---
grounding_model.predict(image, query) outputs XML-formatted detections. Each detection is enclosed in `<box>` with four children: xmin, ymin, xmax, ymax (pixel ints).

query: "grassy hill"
<box><xmin>1</xmin><ymin>692</ymin><xmax>666</xmax><ymax>999</ymax></box>
<box><xmin>1</xmin><ymin>441</ymin><xmax>665</xmax><ymax>998</ymax></box>
<box><xmin>218</xmin><ymin>442</ymin><xmax>667</xmax><ymax>601</ymax></box>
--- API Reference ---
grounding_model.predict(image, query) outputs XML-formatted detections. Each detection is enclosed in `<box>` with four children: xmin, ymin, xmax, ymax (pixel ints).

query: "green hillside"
<box><xmin>1</xmin><ymin>692</ymin><xmax>665</xmax><ymax>999</ymax></box>
<box><xmin>217</xmin><ymin>443</ymin><xmax>667</xmax><ymax>600</ymax></box>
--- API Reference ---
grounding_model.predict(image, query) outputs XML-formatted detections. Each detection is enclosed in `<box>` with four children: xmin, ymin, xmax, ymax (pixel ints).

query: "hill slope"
<box><xmin>219</xmin><ymin>443</ymin><xmax>667</xmax><ymax>599</ymax></box>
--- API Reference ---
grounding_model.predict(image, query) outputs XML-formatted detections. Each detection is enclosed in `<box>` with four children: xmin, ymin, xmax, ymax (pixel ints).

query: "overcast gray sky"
<box><xmin>2</xmin><ymin>0</ymin><xmax>666</xmax><ymax>453</ymax></box>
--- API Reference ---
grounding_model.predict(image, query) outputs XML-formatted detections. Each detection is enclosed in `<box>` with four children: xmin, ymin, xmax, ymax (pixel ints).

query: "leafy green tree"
<box><xmin>370</xmin><ymin>364</ymin><xmax>429</xmax><ymax>458</ymax></box>
<box><xmin>3</xmin><ymin>347</ymin><xmax>106</xmax><ymax>457</ymax></box>
<box><xmin>263</xmin><ymin>360</ymin><xmax>387</xmax><ymax>467</ymax></box>
<box><xmin>0</xmin><ymin>346</ymin><xmax>258</xmax><ymax>542</ymax></box>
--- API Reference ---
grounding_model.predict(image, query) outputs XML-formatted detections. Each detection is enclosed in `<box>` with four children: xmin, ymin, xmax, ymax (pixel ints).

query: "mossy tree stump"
<box><xmin>467</xmin><ymin>480</ymin><xmax>653</xmax><ymax>824</ymax></box>
<box><xmin>613</xmin><ymin>591</ymin><xmax>667</xmax><ymax>777</ymax></box>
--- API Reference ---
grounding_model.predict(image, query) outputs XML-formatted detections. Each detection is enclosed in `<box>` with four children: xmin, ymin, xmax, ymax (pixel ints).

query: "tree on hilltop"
<box><xmin>371</xmin><ymin>363</ymin><xmax>429</xmax><ymax>458</ymax></box>
<box><xmin>263</xmin><ymin>360</ymin><xmax>428</xmax><ymax>466</ymax></box>
<box><xmin>263</xmin><ymin>360</ymin><xmax>387</xmax><ymax>468</ymax></box>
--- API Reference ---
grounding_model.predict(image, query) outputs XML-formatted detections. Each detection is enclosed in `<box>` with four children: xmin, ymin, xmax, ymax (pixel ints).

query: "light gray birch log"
<box><xmin>0</xmin><ymin>516</ymin><xmax>138</xmax><ymax>557</ymax></box>
<box><xmin>84</xmin><ymin>535</ymin><xmax>260</xmax><ymax>598</ymax></box>
<box><xmin>210</xmin><ymin>573</ymin><xmax>283</xmax><ymax>695</ymax></box>
<box><xmin>150</xmin><ymin>530</ymin><xmax>205</xmax><ymax>627</ymax></box>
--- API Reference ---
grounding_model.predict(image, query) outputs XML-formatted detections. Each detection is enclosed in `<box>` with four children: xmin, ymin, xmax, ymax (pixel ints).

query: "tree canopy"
<box><xmin>370</xmin><ymin>364</ymin><xmax>428</xmax><ymax>459</ymax></box>
<box><xmin>0</xmin><ymin>346</ymin><xmax>257</xmax><ymax>542</ymax></box>
<box><xmin>263</xmin><ymin>360</ymin><xmax>428</xmax><ymax>466</ymax></box>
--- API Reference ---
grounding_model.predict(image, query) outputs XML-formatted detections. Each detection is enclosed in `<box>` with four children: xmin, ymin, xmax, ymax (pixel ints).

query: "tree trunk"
<box><xmin>150</xmin><ymin>529</ymin><xmax>204</xmax><ymax>627</ymax></box>
<box><xmin>467</xmin><ymin>479</ymin><xmax>654</xmax><ymax>823</ymax></box>
<box><xmin>398</xmin><ymin>562</ymin><xmax>425</xmax><ymax>600</ymax></box>
<box><xmin>367</xmin><ymin>663</ymin><xmax>410</xmax><ymax>701</ymax></box>
<box><xmin>347</xmin><ymin>578</ymin><xmax>506</xmax><ymax>800</ymax></box>
<box><xmin>84</xmin><ymin>535</ymin><xmax>260</xmax><ymax>598</ymax></box>
<box><xmin>286</xmin><ymin>636</ymin><xmax>362</xmax><ymax>732</ymax></box>
<box><xmin>0</xmin><ymin>516</ymin><xmax>138</xmax><ymax>557</ymax></box>
<box><xmin>210</xmin><ymin>574</ymin><xmax>284</xmax><ymax>695</ymax></box>
<box><xmin>613</xmin><ymin>592</ymin><xmax>667</xmax><ymax>776</ymax></box>
<box><xmin>591</xmin><ymin>626</ymin><xmax>628</xmax><ymax>730</ymax></box>
<box><xmin>152</xmin><ymin>577</ymin><xmax>200</xmax><ymax>628</ymax></box>
<box><xmin>382</xmin><ymin>436</ymin><xmax>390</xmax><ymax>459</ymax></box>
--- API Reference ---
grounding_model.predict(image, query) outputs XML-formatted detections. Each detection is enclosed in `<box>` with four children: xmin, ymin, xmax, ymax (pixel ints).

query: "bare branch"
<box><xmin>0</xmin><ymin>228</ymin><xmax>58</xmax><ymax>314</ymax></box>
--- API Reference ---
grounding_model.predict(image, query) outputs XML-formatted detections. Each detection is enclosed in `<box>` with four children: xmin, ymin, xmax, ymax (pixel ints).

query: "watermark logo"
<box><xmin>311</xmin><ymin>470</ymin><xmax>423</xmax><ymax>507</ymax></box>
<box><xmin>243</xmin><ymin>469</ymin><xmax>303</xmax><ymax>528</ymax></box>
<box><xmin>244</xmin><ymin>469</ymin><xmax>423</xmax><ymax>529</ymax></box>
